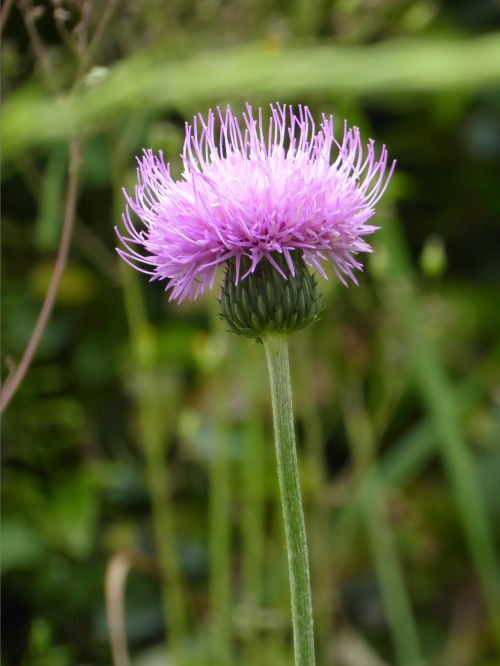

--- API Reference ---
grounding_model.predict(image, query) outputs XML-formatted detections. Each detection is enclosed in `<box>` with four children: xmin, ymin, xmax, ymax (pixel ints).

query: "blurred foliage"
<box><xmin>2</xmin><ymin>1</ymin><xmax>500</xmax><ymax>665</ymax></box>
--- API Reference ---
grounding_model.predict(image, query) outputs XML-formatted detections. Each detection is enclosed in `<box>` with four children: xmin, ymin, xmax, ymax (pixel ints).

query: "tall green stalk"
<box><xmin>113</xmin><ymin>140</ymin><xmax>188</xmax><ymax>662</ymax></box>
<box><xmin>262</xmin><ymin>334</ymin><xmax>316</xmax><ymax>666</ymax></box>
<box><xmin>119</xmin><ymin>266</ymin><xmax>188</xmax><ymax>665</ymax></box>
<box><xmin>381</xmin><ymin>220</ymin><xmax>500</xmax><ymax>648</ymax></box>
<box><xmin>294</xmin><ymin>334</ymin><xmax>335</xmax><ymax>666</ymax></box>
<box><xmin>209</xmin><ymin>390</ymin><xmax>232</xmax><ymax>666</ymax></box>
<box><xmin>342</xmin><ymin>384</ymin><xmax>423</xmax><ymax>666</ymax></box>
<box><xmin>206</xmin><ymin>308</ymin><xmax>234</xmax><ymax>666</ymax></box>
<box><xmin>241</xmin><ymin>399</ymin><xmax>265</xmax><ymax>662</ymax></box>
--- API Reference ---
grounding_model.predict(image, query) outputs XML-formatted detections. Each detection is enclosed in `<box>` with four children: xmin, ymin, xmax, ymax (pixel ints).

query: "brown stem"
<box><xmin>19</xmin><ymin>0</ymin><xmax>59</xmax><ymax>93</ymax></box>
<box><xmin>78</xmin><ymin>0</ymin><xmax>119</xmax><ymax>77</ymax></box>
<box><xmin>0</xmin><ymin>140</ymin><xmax>82</xmax><ymax>413</ymax></box>
<box><xmin>2</xmin><ymin>0</ymin><xmax>120</xmax><ymax>413</ymax></box>
<box><xmin>0</xmin><ymin>0</ymin><xmax>15</xmax><ymax>35</ymax></box>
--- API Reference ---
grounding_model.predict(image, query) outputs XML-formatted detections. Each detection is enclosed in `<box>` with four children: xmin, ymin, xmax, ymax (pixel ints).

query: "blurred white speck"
<box><xmin>84</xmin><ymin>66</ymin><xmax>109</xmax><ymax>88</ymax></box>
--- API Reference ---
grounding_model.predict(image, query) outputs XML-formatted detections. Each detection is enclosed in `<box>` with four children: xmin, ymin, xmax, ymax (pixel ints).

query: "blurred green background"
<box><xmin>2</xmin><ymin>1</ymin><xmax>500</xmax><ymax>665</ymax></box>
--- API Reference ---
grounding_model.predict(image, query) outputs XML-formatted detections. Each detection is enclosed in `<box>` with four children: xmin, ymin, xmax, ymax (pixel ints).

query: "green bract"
<box><xmin>219</xmin><ymin>252</ymin><xmax>322</xmax><ymax>341</ymax></box>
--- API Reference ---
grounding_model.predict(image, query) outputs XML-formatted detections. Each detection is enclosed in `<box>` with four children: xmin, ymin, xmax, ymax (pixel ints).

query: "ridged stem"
<box><xmin>262</xmin><ymin>334</ymin><xmax>316</xmax><ymax>666</ymax></box>
<box><xmin>295</xmin><ymin>334</ymin><xmax>334</xmax><ymax>666</ymax></box>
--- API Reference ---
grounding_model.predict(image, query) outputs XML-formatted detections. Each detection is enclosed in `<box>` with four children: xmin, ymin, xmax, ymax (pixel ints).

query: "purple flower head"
<box><xmin>116</xmin><ymin>103</ymin><xmax>395</xmax><ymax>303</ymax></box>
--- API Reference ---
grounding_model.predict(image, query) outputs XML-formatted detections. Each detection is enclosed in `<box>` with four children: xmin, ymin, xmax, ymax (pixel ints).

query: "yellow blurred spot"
<box><xmin>29</xmin><ymin>262</ymin><xmax>97</xmax><ymax>304</ymax></box>
<box><xmin>420</xmin><ymin>234</ymin><xmax>447</xmax><ymax>278</ymax></box>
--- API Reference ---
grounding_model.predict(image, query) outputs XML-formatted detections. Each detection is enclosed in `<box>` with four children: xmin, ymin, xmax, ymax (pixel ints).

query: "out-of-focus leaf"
<box><xmin>35</xmin><ymin>144</ymin><xmax>67</xmax><ymax>252</ymax></box>
<box><xmin>3</xmin><ymin>35</ymin><xmax>500</xmax><ymax>157</ymax></box>
<box><xmin>36</xmin><ymin>470</ymin><xmax>99</xmax><ymax>559</ymax></box>
<box><xmin>1</xmin><ymin>520</ymin><xmax>46</xmax><ymax>573</ymax></box>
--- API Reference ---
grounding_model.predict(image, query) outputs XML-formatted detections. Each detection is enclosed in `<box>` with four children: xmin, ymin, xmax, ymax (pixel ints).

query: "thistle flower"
<box><xmin>116</xmin><ymin>105</ymin><xmax>396</xmax><ymax>665</ymax></box>
<box><xmin>116</xmin><ymin>103</ymin><xmax>395</xmax><ymax>310</ymax></box>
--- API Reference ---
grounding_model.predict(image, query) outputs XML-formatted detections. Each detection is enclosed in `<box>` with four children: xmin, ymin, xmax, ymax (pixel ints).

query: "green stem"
<box><xmin>262</xmin><ymin>334</ymin><xmax>316</xmax><ymax>666</ymax></box>
<box><xmin>143</xmin><ymin>410</ymin><xmax>188</xmax><ymax>664</ymax></box>
<box><xmin>342</xmin><ymin>383</ymin><xmax>423</xmax><ymax>666</ymax></box>
<box><xmin>295</xmin><ymin>334</ymin><xmax>335</xmax><ymax>666</ymax></box>
<box><xmin>209</xmin><ymin>401</ymin><xmax>232</xmax><ymax>666</ymax></box>
<box><xmin>207</xmin><ymin>307</ymin><xmax>233</xmax><ymax>666</ymax></box>
<box><xmin>381</xmin><ymin>220</ymin><xmax>500</xmax><ymax>649</ymax></box>
<box><xmin>120</xmin><ymin>265</ymin><xmax>188</xmax><ymax>666</ymax></box>
<box><xmin>111</xmin><ymin>124</ymin><xmax>189</xmax><ymax>663</ymax></box>
<box><xmin>362</xmin><ymin>472</ymin><xmax>423</xmax><ymax>666</ymax></box>
<box><xmin>241</xmin><ymin>406</ymin><xmax>265</xmax><ymax>660</ymax></box>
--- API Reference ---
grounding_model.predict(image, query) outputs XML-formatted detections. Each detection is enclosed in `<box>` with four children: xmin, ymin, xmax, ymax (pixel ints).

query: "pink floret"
<box><xmin>116</xmin><ymin>103</ymin><xmax>395</xmax><ymax>302</ymax></box>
